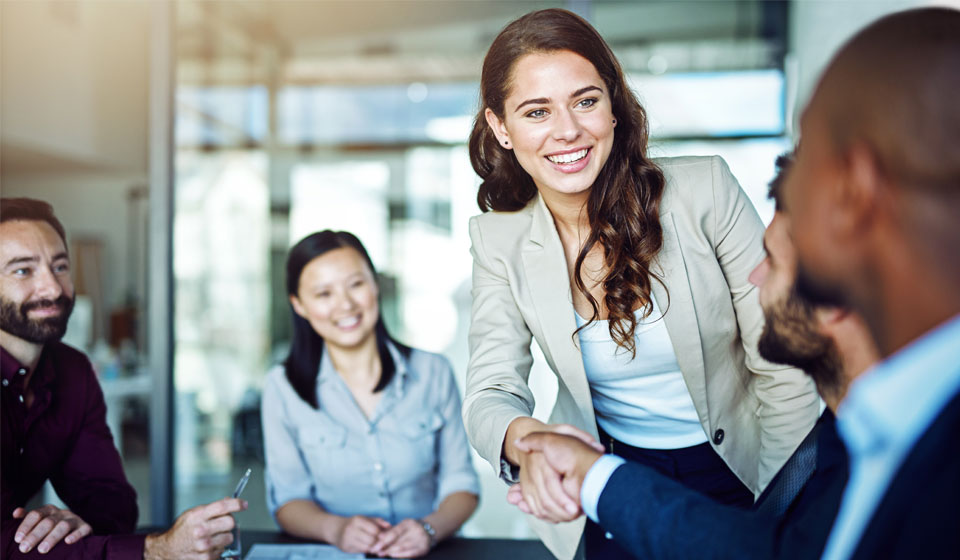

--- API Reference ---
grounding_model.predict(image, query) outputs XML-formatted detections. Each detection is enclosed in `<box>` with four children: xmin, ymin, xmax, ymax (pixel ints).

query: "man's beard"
<box><xmin>0</xmin><ymin>294</ymin><xmax>75</xmax><ymax>344</ymax></box>
<box><xmin>758</xmin><ymin>286</ymin><xmax>843</xmax><ymax>398</ymax></box>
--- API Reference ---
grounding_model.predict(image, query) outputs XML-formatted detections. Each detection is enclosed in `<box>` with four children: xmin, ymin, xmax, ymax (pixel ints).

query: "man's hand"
<box><xmin>332</xmin><ymin>515</ymin><xmax>391</xmax><ymax>555</ymax></box>
<box><xmin>369</xmin><ymin>518</ymin><xmax>431</xmax><ymax>558</ymax></box>
<box><xmin>510</xmin><ymin>432</ymin><xmax>605</xmax><ymax>520</ymax></box>
<box><xmin>144</xmin><ymin>498</ymin><xmax>247</xmax><ymax>560</ymax></box>
<box><xmin>505</xmin><ymin>421</ymin><xmax>604</xmax><ymax>524</ymax></box>
<box><xmin>12</xmin><ymin>505</ymin><xmax>92</xmax><ymax>554</ymax></box>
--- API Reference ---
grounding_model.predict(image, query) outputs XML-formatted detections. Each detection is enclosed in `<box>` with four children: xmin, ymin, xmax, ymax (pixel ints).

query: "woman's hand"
<box><xmin>369</xmin><ymin>518</ymin><xmax>431</xmax><ymax>558</ymax></box>
<box><xmin>504</xmin><ymin>419</ymin><xmax>604</xmax><ymax>524</ymax></box>
<box><xmin>333</xmin><ymin>515</ymin><xmax>391</xmax><ymax>554</ymax></box>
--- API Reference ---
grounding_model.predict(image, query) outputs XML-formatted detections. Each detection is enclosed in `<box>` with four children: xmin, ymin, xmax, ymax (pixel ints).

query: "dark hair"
<box><xmin>767</xmin><ymin>152</ymin><xmax>794</xmax><ymax>211</ymax></box>
<box><xmin>0</xmin><ymin>198</ymin><xmax>68</xmax><ymax>246</ymax></box>
<box><xmin>284</xmin><ymin>230</ymin><xmax>410</xmax><ymax>409</ymax></box>
<box><xmin>469</xmin><ymin>8</ymin><xmax>667</xmax><ymax>354</ymax></box>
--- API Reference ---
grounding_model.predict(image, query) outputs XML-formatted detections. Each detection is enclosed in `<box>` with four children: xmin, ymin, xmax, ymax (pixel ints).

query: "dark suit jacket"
<box><xmin>850</xmin><ymin>389</ymin><xmax>960</xmax><ymax>559</ymax></box>
<box><xmin>595</xmin><ymin>411</ymin><xmax>847</xmax><ymax>560</ymax></box>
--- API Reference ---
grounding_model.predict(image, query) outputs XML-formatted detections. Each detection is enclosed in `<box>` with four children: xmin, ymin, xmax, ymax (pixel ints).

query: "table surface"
<box><xmin>241</xmin><ymin>530</ymin><xmax>555</xmax><ymax>560</ymax></box>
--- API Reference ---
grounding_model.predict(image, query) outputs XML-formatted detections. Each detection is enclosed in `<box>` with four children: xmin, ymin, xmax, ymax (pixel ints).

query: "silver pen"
<box><xmin>232</xmin><ymin>468</ymin><xmax>252</xmax><ymax>499</ymax></box>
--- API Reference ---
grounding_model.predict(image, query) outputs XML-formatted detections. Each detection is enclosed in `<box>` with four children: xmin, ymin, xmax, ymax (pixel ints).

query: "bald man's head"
<box><xmin>785</xmin><ymin>7</ymin><xmax>960</xmax><ymax>356</ymax></box>
<box><xmin>814</xmin><ymin>7</ymin><xmax>960</xmax><ymax>195</ymax></box>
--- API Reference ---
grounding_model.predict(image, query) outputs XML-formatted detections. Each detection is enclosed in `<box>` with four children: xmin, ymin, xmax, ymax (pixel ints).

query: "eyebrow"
<box><xmin>514</xmin><ymin>85</ymin><xmax>603</xmax><ymax>113</ymax></box>
<box><xmin>3</xmin><ymin>252</ymin><xmax>69</xmax><ymax>269</ymax></box>
<box><xmin>4</xmin><ymin>256</ymin><xmax>38</xmax><ymax>268</ymax></box>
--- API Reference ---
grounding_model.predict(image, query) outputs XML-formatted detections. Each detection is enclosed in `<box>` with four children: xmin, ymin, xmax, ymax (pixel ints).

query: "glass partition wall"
<box><xmin>172</xmin><ymin>0</ymin><xmax>791</xmax><ymax>536</ymax></box>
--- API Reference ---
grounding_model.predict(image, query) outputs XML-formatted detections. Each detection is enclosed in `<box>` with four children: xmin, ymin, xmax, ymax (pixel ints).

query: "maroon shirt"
<box><xmin>1</xmin><ymin>343</ymin><xmax>145</xmax><ymax>559</ymax></box>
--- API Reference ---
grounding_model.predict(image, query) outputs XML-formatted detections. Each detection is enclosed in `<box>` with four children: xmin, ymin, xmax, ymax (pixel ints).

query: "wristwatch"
<box><xmin>418</xmin><ymin>519</ymin><xmax>437</xmax><ymax>548</ymax></box>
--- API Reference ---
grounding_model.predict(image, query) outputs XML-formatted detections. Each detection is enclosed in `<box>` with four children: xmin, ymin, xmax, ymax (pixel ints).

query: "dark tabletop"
<box><xmin>241</xmin><ymin>530</ymin><xmax>556</xmax><ymax>560</ymax></box>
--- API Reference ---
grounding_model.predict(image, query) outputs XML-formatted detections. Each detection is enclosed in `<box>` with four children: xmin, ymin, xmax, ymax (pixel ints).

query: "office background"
<box><xmin>0</xmin><ymin>0</ymin><xmax>944</xmax><ymax>538</ymax></box>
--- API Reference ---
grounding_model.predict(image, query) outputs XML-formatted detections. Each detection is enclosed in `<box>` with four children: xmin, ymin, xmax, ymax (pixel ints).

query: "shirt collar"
<box><xmin>1</xmin><ymin>345</ymin><xmax>42</xmax><ymax>385</ymax></box>
<box><xmin>837</xmin><ymin>313</ymin><xmax>960</xmax><ymax>457</ymax></box>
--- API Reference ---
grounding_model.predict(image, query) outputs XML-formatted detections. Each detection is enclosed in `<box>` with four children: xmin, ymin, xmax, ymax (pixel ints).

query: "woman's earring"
<box><xmin>503</xmin><ymin>140</ymin><xmax>510</xmax><ymax>147</ymax></box>
<box><xmin>612</xmin><ymin>118</ymin><xmax>617</xmax><ymax>125</ymax></box>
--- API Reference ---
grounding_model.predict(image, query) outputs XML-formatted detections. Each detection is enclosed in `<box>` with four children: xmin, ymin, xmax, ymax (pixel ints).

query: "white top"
<box><xmin>576</xmin><ymin>294</ymin><xmax>708</xmax><ymax>449</ymax></box>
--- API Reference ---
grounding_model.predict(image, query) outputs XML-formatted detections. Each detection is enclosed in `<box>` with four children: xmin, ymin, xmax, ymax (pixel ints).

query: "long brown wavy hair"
<box><xmin>469</xmin><ymin>8</ymin><xmax>667</xmax><ymax>355</ymax></box>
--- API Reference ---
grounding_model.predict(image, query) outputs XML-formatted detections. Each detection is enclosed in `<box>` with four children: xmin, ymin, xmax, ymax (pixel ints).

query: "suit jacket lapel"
<box><xmin>521</xmin><ymin>195</ymin><xmax>596</xmax><ymax>429</ymax></box>
<box><xmin>652</xmin><ymin>212</ymin><xmax>709</xmax><ymax>425</ymax></box>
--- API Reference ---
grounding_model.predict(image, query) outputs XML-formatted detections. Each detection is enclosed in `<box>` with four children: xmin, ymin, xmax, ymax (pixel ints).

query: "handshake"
<box><xmin>506</xmin><ymin>422</ymin><xmax>608</xmax><ymax>524</ymax></box>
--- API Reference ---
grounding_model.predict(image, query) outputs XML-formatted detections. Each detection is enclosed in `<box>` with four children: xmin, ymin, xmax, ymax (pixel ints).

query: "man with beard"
<box><xmin>505</xmin><ymin>154</ymin><xmax>879</xmax><ymax>559</ymax></box>
<box><xmin>781</xmin><ymin>8</ymin><xmax>960</xmax><ymax>559</ymax></box>
<box><xmin>1</xmin><ymin>198</ymin><xmax>246</xmax><ymax>559</ymax></box>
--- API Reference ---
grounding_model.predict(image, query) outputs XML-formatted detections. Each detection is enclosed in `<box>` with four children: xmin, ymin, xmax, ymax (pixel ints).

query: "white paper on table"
<box><xmin>244</xmin><ymin>543</ymin><xmax>365</xmax><ymax>560</ymax></box>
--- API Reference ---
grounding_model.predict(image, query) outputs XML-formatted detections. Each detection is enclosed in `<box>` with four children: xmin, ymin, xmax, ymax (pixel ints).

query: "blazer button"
<box><xmin>713</xmin><ymin>429</ymin><xmax>725</xmax><ymax>445</ymax></box>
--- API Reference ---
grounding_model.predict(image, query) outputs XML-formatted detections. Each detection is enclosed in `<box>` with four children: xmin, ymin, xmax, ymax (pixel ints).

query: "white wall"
<box><xmin>788</xmin><ymin>0</ymin><xmax>960</xmax><ymax>132</ymax></box>
<box><xmin>0</xmin><ymin>0</ymin><xmax>150</xmax><ymax>170</ymax></box>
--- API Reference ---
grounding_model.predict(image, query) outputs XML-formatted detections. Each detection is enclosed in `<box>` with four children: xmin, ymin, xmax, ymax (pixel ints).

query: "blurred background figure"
<box><xmin>262</xmin><ymin>231</ymin><xmax>477</xmax><ymax>557</ymax></box>
<box><xmin>0</xmin><ymin>0</ymin><xmax>935</xmax><ymax>538</ymax></box>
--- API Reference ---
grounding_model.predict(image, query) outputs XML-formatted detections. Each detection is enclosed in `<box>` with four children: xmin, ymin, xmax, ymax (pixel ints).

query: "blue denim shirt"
<box><xmin>262</xmin><ymin>343</ymin><xmax>479</xmax><ymax>524</ymax></box>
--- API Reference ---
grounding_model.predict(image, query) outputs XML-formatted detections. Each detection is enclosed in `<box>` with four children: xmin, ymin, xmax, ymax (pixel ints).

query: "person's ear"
<box><xmin>838</xmin><ymin>142</ymin><xmax>882</xmax><ymax>236</ymax></box>
<box><xmin>485</xmin><ymin>108</ymin><xmax>513</xmax><ymax>150</ymax></box>
<box><xmin>289</xmin><ymin>294</ymin><xmax>307</xmax><ymax>319</ymax></box>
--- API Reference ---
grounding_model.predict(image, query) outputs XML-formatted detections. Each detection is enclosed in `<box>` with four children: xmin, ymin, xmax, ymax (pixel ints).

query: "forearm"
<box><xmin>275</xmin><ymin>500</ymin><xmax>344</xmax><ymax>544</ymax></box>
<box><xmin>423</xmin><ymin>492</ymin><xmax>478</xmax><ymax>541</ymax></box>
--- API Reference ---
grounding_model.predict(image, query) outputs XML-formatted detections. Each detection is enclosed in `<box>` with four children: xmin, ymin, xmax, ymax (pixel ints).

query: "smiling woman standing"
<box><xmin>261</xmin><ymin>231</ymin><xmax>478</xmax><ymax>558</ymax></box>
<box><xmin>463</xmin><ymin>9</ymin><xmax>819</xmax><ymax>559</ymax></box>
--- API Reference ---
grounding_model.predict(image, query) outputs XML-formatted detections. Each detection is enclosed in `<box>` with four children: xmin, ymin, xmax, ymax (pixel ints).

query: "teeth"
<box><xmin>337</xmin><ymin>316</ymin><xmax>361</xmax><ymax>328</ymax></box>
<box><xmin>547</xmin><ymin>149</ymin><xmax>588</xmax><ymax>164</ymax></box>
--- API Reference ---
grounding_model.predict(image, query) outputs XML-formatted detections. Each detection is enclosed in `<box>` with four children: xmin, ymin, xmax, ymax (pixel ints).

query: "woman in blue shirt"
<box><xmin>262</xmin><ymin>230</ymin><xmax>479</xmax><ymax>557</ymax></box>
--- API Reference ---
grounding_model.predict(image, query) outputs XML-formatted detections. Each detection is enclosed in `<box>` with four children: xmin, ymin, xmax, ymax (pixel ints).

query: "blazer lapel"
<box><xmin>521</xmin><ymin>195</ymin><xmax>596</xmax><ymax>430</ymax></box>
<box><xmin>652</xmin><ymin>212</ymin><xmax>709</xmax><ymax>425</ymax></box>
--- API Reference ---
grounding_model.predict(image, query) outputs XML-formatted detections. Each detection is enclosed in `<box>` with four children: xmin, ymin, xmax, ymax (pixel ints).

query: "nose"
<box><xmin>748</xmin><ymin>259</ymin><xmax>769</xmax><ymax>288</ymax></box>
<box><xmin>34</xmin><ymin>266</ymin><xmax>65</xmax><ymax>299</ymax></box>
<box><xmin>552</xmin><ymin>107</ymin><xmax>582</xmax><ymax>143</ymax></box>
<box><xmin>335</xmin><ymin>289</ymin><xmax>358</xmax><ymax>312</ymax></box>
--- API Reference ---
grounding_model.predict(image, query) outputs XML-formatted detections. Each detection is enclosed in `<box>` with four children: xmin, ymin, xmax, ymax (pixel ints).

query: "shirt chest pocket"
<box><xmin>396</xmin><ymin>412</ymin><xmax>444</xmax><ymax>473</ymax></box>
<box><xmin>296</xmin><ymin>423</ymin><xmax>348</xmax><ymax>483</ymax></box>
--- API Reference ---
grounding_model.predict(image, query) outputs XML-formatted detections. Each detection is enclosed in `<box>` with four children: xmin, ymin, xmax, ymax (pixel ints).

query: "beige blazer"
<box><xmin>463</xmin><ymin>155</ymin><xmax>820</xmax><ymax>559</ymax></box>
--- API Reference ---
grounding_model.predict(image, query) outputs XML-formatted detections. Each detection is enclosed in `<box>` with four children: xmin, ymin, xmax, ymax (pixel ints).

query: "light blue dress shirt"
<box><xmin>821</xmin><ymin>313</ymin><xmax>960</xmax><ymax>560</ymax></box>
<box><xmin>261</xmin><ymin>343</ymin><xmax>480</xmax><ymax>524</ymax></box>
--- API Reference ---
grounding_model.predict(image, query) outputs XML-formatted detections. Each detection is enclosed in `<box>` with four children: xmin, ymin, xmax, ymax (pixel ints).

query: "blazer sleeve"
<box><xmin>708</xmin><ymin>156</ymin><xmax>820</xmax><ymax>489</ymax></box>
<box><xmin>597</xmin><ymin>461</ymin><xmax>775</xmax><ymax>560</ymax></box>
<box><xmin>462</xmin><ymin>215</ymin><xmax>537</xmax><ymax>482</ymax></box>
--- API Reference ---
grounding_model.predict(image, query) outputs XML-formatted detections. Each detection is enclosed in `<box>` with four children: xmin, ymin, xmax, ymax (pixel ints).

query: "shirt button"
<box><xmin>18</xmin><ymin>395</ymin><xmax>24</xmax><ymax>403</ymax></box>
<box><xmin>1</xmin><ymin>379</ymin><xmax>8</xmax><ymax>387</ymax></box>
<box><xmin>713</xmin><ymin>429</ymin><xmax>725</xmax><ymax>445</ymax></box>
<box><xmin>17</xmin><ymin>368</ymin><xmax>27</xmax><ymax>376</ymax></box>
<box><xmin>19</xmin><ymin>448</ymin><xmax>24</xmax><ymax>455</ymax></box>
<box><xmin>605</xmin><ymin>532</ymin><xmax>614</xmax><ymax>540</ymax></box>
<box><xmin>374</xmin><ymin>463</ymin><xmax>383</xmax><ymax>471</ymax></box>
